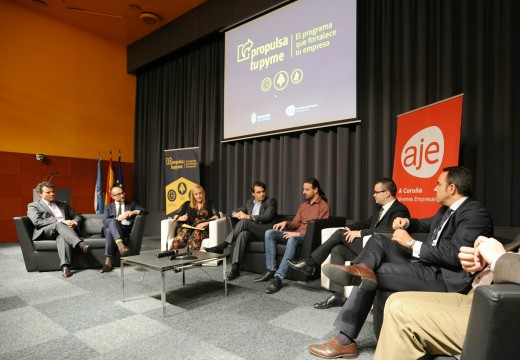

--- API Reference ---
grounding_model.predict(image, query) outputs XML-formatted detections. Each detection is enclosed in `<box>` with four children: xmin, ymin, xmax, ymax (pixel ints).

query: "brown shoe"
<box><xmin>100</xmin><ymin>257</ymin><xmax>113</xmax><ymax>273</ymax></box>
<box><xmin>61</xmin><ymin>265</ymin><xmax>73</xmax><ymax>278</ymax></box>
<box><xmin>322</xmin><ymin>264</ymin><xmax>377</xmax><ymax>291</ymax></box>
<box><xmin>308</xmin><ymin>336</ymin><xmax>357</xmax><ymax>359</ymax></box>
<box><xmin>119</xmin><ymin>246</ymin><xmax>130</xmax><ymax>257</ymax></box>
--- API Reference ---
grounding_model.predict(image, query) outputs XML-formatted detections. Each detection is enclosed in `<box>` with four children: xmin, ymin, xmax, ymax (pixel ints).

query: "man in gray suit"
<box><xmin>204</xmin><ymin>181</ymin><xmax>277</xmax><ymax>280</ymax></box>
<box><xmin>27</xmin><ymin>181</ymin><xmax>89</xmax><ymax>278</ymax></box>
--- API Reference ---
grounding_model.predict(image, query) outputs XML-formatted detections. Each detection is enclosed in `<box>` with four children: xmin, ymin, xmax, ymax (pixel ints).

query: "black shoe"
<box><xmin>266</xmin><ymin>276</ymin><xmax>283</xmax><ymax>294</ymax></box>
<box><xmin>226</xmin><ymin>270</ymin><xmax>240</xmax><ymax>281</ymax></box>
<box><xmin>203</xmin><ymin>244</ymin><xmax>224</xmax><ymax>254</ymax></box>
<box><xmin>314</xmin><ymin>294</ymin><xmax>347</xmax><ymax>309</ymax></box>
<box><xmin>287</xmin><ymin>259</ymin><xmax>315</xmax><ymax>276</ymax></box>
<box><xmin>253</xmin><ymin>270</ymin><xmax>276</xmax><ymax>282</ymax></box>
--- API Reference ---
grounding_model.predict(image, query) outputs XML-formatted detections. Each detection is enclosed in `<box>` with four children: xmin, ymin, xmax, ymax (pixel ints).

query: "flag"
<box><xmin>115</xmin><ymin>150</ymin><xmax>124</xmax><ymax>190</ymax></box>
<box><xmin>104</xmin><ymin>151</ymin><xmax>115</xmax><ymax>205</ymax></box>
<box><xmin>94</xmin><ymin>154</ymin><xmax>104</xmax><ymax>214</ymax></box>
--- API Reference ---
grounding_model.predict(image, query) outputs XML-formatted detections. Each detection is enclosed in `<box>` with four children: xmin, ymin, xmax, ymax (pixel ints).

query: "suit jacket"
<box><xmin>348</xmin><ymin>199</ymin><xmax>410</xmax><ymax>237</ymax></box>
<box><xmin>494</xmin><ymin>234</ymin><xmax>520</xmax><ymax>285</ymax></box>
<box><xmin>27</xmin><ymin>199</ymin><xmax>84</xmax><ymax>240</ymax></box>
<box><xmin>103</xmin><ymin>201</ymin><xmax>149</xmax><ymax>228</ymax></box>
<box><xmin>408</xmin><ymin>197</ymin><xmax>494</xmax><ymax>292</ymax></box>
<box><xmin>232</xmin><ymin>197</ymin><xmax>277</xmax><ymax>224</ymax></box>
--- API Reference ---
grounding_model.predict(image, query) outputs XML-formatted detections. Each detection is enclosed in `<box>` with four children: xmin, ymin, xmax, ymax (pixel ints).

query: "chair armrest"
<box><xmin>14</xmin><ymin>216</ymin><xmax>38</xmax><ymax>272</ymax></box>
<box><xmin>460</xmin><ymin>284</ymin><xmax>520</xmax><ymax>360</ymax></box>
<box><xmin>160</xmin><ymin>219</ymin><xmax>178</xmax><ymax>251</ymax></box>
<box><xmin>201</xmin><ymin>218</ymin><xmax>228</xmax><ymax>248</ymax></box>
<box><xmin>301</xmin><ymin>217</ymin><xmax>346</xmax><ymax>258</ymax></box>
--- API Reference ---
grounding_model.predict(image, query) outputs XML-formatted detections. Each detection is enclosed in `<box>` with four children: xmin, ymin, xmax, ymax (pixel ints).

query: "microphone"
<box><xmin>48</xmin><ymin>171</ymin><xmax>59</xmax><ymax>182</ymax></box>
<box><xmin>42</xmin><ymin>171</ymin><xmax>59</xmax><ymax>183</ymax></box>
<box><xmin>157</xmin><ymin>249</ymin><xmax>178</xmax><ymax>258</ymax></box>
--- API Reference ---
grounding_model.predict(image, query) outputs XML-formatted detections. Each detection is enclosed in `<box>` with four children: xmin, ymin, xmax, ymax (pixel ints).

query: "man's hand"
<box><xmin>391</xmin><ymin>229</ymin><xmax>413</xmax><ymax>246</ymax></box>
<box><xmin>235</xmin><ymin>211</ymin><xmax>251</xmax><ymax>220</ymax></box>
<box><xmin>273</xmin><ymin>221</ymin><xmax>287</xmax><ymax>231</ymax></box>
<box><xmin>282</xmin><ymin>231</ymin><xmax>300</xmax><ymax>239</ymax></box>
<box><xmin>344</xmin><ymin>229</ymin><xmax>361</xmax><ymax>243</ymax></box>
<box><xmin>392</xmin><ymin>217</ymin><xmax>408</xmax><ymax>230</ymax></box>
<box><xmin>458</xmin><ymin>246</ymin><xmax>482</xmax><ymax>273</ymax></box>
<box><xmin>474</xmin><ymin>236</ymin><xmax>506</xmax><ymax>268</ymax></box>
<box><xmin>62</xmin><ymin>220</ymin><xmax>76</xmax><ymax>228</ymax></box>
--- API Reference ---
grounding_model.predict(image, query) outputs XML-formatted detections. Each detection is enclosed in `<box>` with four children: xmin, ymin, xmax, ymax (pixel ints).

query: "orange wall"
<box><xmin>0</xmin><ymin>1</ymin><xmax>136</xmax><ymax>161</ymax></box>
<box><xmin>0</xmin><ymin>1</ymin><xmax>137</xmax><ymax>242</ymax></box>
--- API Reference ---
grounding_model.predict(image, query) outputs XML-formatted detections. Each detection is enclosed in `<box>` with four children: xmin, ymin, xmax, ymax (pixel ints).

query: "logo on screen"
<box><xmin>401</xmin><ymin>126</ymin><xmax>444</xmax><ymax>178</ymax></box>
<box><xmin>251</xmin><ymin>113</ymin><xmax>257</xmax><ymax>124</ymax></box>
<box><xmin>237</xmin><ymin>39</ymin><xmax>254</xmax><ymax>62</ymax></box>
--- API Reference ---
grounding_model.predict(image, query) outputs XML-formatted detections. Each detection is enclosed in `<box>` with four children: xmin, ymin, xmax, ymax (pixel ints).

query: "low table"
<box><xmin>121</xmin><ymin>250</ymin><xmax>227</xmax><ymax>317</ymax></box>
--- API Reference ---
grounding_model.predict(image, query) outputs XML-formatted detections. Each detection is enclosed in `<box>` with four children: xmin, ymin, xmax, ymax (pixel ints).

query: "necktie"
<box><xmin>430</xmin><ymin>208</ymin><xmax>453</xmax><ymax>245</ymax></box>
<box><xmin>378</xmin><ymin>207</ymin><xmax>384</xmax><ymax>222</ymax></box>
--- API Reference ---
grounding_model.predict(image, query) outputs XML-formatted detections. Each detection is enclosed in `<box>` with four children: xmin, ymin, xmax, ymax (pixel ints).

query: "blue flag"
<box><xmin>95</xmin><ymin>155</ymin><xmax>103</xmax><ymax>214</ymax></box>
<box><xmin>115</xmin><ymin>151</ymin><xmax>124</xmax><ymax>190</ymax></box>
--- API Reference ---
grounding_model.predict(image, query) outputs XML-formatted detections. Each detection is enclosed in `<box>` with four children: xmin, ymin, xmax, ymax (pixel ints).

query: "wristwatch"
<box><xmin>406</xmin><ymin>239</ymin><xmax>416</xmax><ymax>249</ymax></box>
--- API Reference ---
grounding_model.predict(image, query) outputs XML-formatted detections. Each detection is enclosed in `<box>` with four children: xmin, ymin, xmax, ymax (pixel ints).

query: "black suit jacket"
<box><xmin>103</xmin><ymin>201</ymin><xmax>149</xmax><ymax>229</ymax></box>
<box><xmin>27</xmin><ymin>199</ymin><xmax>84</xmax><ymax>240</ymax></box>
<box><xmin>232</xmin><ymin>197</ymin><xmax>277</xmax><ymax>224</ymax></box>
<box><xmin>408</xmin><ymin>197</ymin><xmax>494</xmax><ymax>292</ymax></box>
<box><xmin>348</xmin><ymin>199</ymin><xmax>410</xmax><ymax>237</ymax></box>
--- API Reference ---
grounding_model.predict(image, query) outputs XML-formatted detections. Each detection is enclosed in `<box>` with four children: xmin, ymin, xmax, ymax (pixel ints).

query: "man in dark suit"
<box><xmin>309</xmin><ymin>166</ymin><xmax>494</xmax><ymax>359</ymax></box>
<box><xmin>204</xmin><ymin>181</ymin><xmax>277</xmax><ymax>280</ymax></box>
<box><xmin>288</xmin><ymin>178</ymin><xmax>410</xmax><ymax>309</ymax></box>
<box><xmin>27</xmin><ymin>181</ymin><xmax>89</xmax><ymax>278</ymax></box>
<box><xmin>100</xmin><ymin>186</ymin><xmax>149</xmax><ymax>272</ymax></box>
<box><xmin>374</xmin><ymin>234</ymin><xmax>520</xmax><ymax>359</ymax></box>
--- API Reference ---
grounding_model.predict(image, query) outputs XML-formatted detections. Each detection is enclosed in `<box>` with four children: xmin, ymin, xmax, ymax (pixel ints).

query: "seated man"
<box><xmin>254</xmin><ymin>178</ymin><xmax>331</xmax><ymax>294</ymax></box>
<box><xmin>100</xmin><ymin>186</ymin><xmax>148</xmax><ymax>272</ymax></box>
<box><xmin>374</xmin><ymin>235</ymin><xmax>520</xmax><ymax>359</ymax></box>
<box><xmin>204</xmin><ymin>181</ymin><xmax>277</xmax><ymax>280</ymax></box>
<box><xmin>288</xmin><ymin>178</ymin><xmax>409</xmax><ymax>309</ymax></box>
<box><xmin>27</xmin><ymin>181</ymin><xmax>89</xmax><ymax>278</ymax></box>
<box><xmin>308</xmin><ymin>166</ymin><xmax>493</xmax><ymax>358</ymax></box>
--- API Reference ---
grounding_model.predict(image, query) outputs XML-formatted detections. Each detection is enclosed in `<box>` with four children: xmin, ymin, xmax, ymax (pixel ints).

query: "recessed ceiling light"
<box><xmin>140</xmin><ymin>12</ymin><xmax>161</xmax><ymax>25</ymax></box>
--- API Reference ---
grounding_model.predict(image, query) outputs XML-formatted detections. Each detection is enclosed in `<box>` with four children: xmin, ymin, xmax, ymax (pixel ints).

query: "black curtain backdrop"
<box><xmin>134</xmin><ymin>0</ymin><xmax>519</xmax><ymax>226</ymax></box>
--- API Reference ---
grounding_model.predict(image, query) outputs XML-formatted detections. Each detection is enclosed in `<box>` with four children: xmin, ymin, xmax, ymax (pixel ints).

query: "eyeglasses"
<box><xmin>112</xmin><ymin>192</ymin><xmax>125</xmax><ymax>197</ymax></box>
<box><xmin>373</xmin><ymin>190</ymin><xmax>387</xmax><ymax>194</ymax></box>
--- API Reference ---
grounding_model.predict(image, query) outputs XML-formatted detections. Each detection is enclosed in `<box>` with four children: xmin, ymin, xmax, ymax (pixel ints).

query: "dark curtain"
<box><xmin>134</xmin><ymin>0</ymin><xmax>519</xmax><ymax>226</ymax></box>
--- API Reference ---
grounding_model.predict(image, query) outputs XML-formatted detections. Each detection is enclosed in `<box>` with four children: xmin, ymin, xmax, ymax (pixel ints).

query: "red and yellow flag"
<box><xmin>104</xmin><ymin>151</ymin><xmax>115</xmax><ymax>205</ymax></box>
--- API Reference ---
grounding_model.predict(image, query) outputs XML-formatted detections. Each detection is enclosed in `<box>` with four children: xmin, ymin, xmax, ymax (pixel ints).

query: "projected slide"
<box><xmin>224</xmin><ymin>0</ymin><xmax>357</xmax><ymax>141</ymax></box>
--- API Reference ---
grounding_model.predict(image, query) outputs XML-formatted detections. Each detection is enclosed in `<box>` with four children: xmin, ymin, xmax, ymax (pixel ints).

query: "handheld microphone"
<box><xmin>157</xmin><ymin>249</ymin><xmax>178</xmax><ymax>258</ymax></box>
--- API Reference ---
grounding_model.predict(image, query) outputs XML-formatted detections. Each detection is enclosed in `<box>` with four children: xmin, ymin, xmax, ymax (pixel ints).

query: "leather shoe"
<box><xmin>265</xmin><ymin>276</ymin><xmax>282</xmax><ymax>294</ymax></box>
<box><xmin>253</xmin><ymin>270</ymin><xmax>276</xmax><ymax>282</ymax></box>
<box><xmin>119</xmin><ymin>246</ymin><xmax>130</xmax><ymax>257</ymax></box>
<box><xmin>314</xmin><ymin>293</ymin><xmax>347</xmax><ymax>309</ymax></box>
<box><xmin>80</xmin><ymin>242</ymin><xmax>91</xmax><ymax>254</ymax></box>
<box><xmin>99</xmin><ymin>264</ymin><xmax>113</xmax><ymax>273</ymax></box>
<box><xmin>61</xmin><ymin>265</ymin><xmax>72</xmax><ymax>278</ymax></box>
<box><xmin>287</xmin><ymin>258</ymin><xmax>315</xmax><ymax>276</ymax></box>
<box><xmin>322</xmin><ymin>264</ymin><xmax>377</xmax><ymax>291</ymax></box>
<box><xmin>226</xmin><ymin>270</ymin><xmax>240</xmax><ymax>281</ymax></box>
<box><xmin>308</xmin><ymin>336</ymin><xmax>357</xmax><ymax>359</ymax></box>
<box><xmin>203</xmin><ymin>245</ymin><xmax>224</xmax><ymax>254</ymax></box>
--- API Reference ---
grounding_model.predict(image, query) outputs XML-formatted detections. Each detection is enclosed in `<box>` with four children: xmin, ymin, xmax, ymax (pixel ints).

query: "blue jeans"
<box><xmin>264</xmin><ymin>229</ymin><xmax>305</xmax><ymax>280</ymax></box>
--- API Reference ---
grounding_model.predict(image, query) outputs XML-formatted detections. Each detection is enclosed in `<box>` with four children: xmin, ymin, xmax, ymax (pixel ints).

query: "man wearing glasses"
<box><xmin>100</xmin><ymin>186</ymin><xmax>148</xmax><ymax>272</ymax></box>
<box><xmin>288</xmin><ymin>178</ymin><xmax>409</xmax><ymax>309</ymax></box>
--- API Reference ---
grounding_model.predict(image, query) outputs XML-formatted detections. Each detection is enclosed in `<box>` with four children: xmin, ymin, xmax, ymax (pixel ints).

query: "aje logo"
<box><xmin>401</xmin><ymin>126</ymin><xmax>444</xmax><ymax>178</ymax></box>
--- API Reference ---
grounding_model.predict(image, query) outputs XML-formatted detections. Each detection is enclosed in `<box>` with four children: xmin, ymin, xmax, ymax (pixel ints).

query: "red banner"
<box><xmin>392</xmin><ymin>94</ymin><xmax>463</xmax><ymax>218</ymax></box>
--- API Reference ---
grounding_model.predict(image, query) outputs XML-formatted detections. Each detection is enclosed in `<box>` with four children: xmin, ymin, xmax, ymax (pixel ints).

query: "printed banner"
<box><xmin>164</xmin><ymin>147</ymin><xmax>200</xmax><ymax>217</ymax></box>
<box><xmin>392</xmin><ymin>94</ymin><xmax>463</xmax><ymax>218</ymax></box>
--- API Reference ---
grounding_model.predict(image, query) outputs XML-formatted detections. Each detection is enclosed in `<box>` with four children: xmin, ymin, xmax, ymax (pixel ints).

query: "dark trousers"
<box><xmin>104</xmin><ymin>219</ymin><xmax>132</xmax><ymax>256</ymax></box>
<box><xmin>310</xmin><ymin>229</ymin><xmax>363</xmax><ymax>294</ymax></box>
<box><xmin>334</xmin><ymin>234</ymin><xmax>448</xmax><ymax>339</ymax></box>
<box><xmin>226</xmin><ymin>219</ymin><xmax>271</xmax><ymax>265</ymax></box>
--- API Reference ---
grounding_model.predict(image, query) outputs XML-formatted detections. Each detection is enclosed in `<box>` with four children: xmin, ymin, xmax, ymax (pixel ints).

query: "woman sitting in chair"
<box><xmin>169</xmin><ymin>185</ymin><xmax>220</xmax><ymax>251</ymax></box>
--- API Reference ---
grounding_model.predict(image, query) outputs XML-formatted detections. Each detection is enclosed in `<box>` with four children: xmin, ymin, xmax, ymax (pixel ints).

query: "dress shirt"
<box><xmin>251</xmin><ymin>200</ymin><xmax>262</xmax><ymax>216</ymax></box>
<box><xmin>285</xmin><ymin>197</ymin><xmax>331</xmax><ymax>235</ymax></box>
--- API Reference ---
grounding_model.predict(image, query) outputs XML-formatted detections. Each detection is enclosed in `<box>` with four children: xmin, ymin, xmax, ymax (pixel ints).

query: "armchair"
<box><xmin>160</xmin><ymin>213</ymin><xmax>228</xmax><ymax>266</ymax></box>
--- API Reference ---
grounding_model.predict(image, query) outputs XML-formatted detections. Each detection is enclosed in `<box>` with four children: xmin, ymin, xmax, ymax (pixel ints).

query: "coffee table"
<box><xmin>120</xmin><ymin>250</ymin><xmax>227</xmax><ymax>317</ymax></box>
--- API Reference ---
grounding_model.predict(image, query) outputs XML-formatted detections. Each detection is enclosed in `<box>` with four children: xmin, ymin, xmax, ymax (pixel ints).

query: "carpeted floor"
<box><xmin>0</xmin><ymin>236</ymin><xmax>376</xmax><ymax>359</ymax></box>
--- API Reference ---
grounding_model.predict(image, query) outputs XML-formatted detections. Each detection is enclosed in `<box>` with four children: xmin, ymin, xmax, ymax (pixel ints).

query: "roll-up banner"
<box><xmin>163</xmin><ymin>147</ymin><xmax>200</xmax><ymax>217</ymax></box>
<box><xmin>392</xmin><ymin>94</ymin><xmax>463</xmax><ymax>218</ymax></box>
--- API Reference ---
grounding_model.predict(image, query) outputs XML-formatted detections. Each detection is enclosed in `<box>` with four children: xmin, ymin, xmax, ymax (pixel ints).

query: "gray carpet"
<box><xmin>0</xmin><ymin>237</ymin><xmax>376</xmax><ymax>359</ymax></box>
